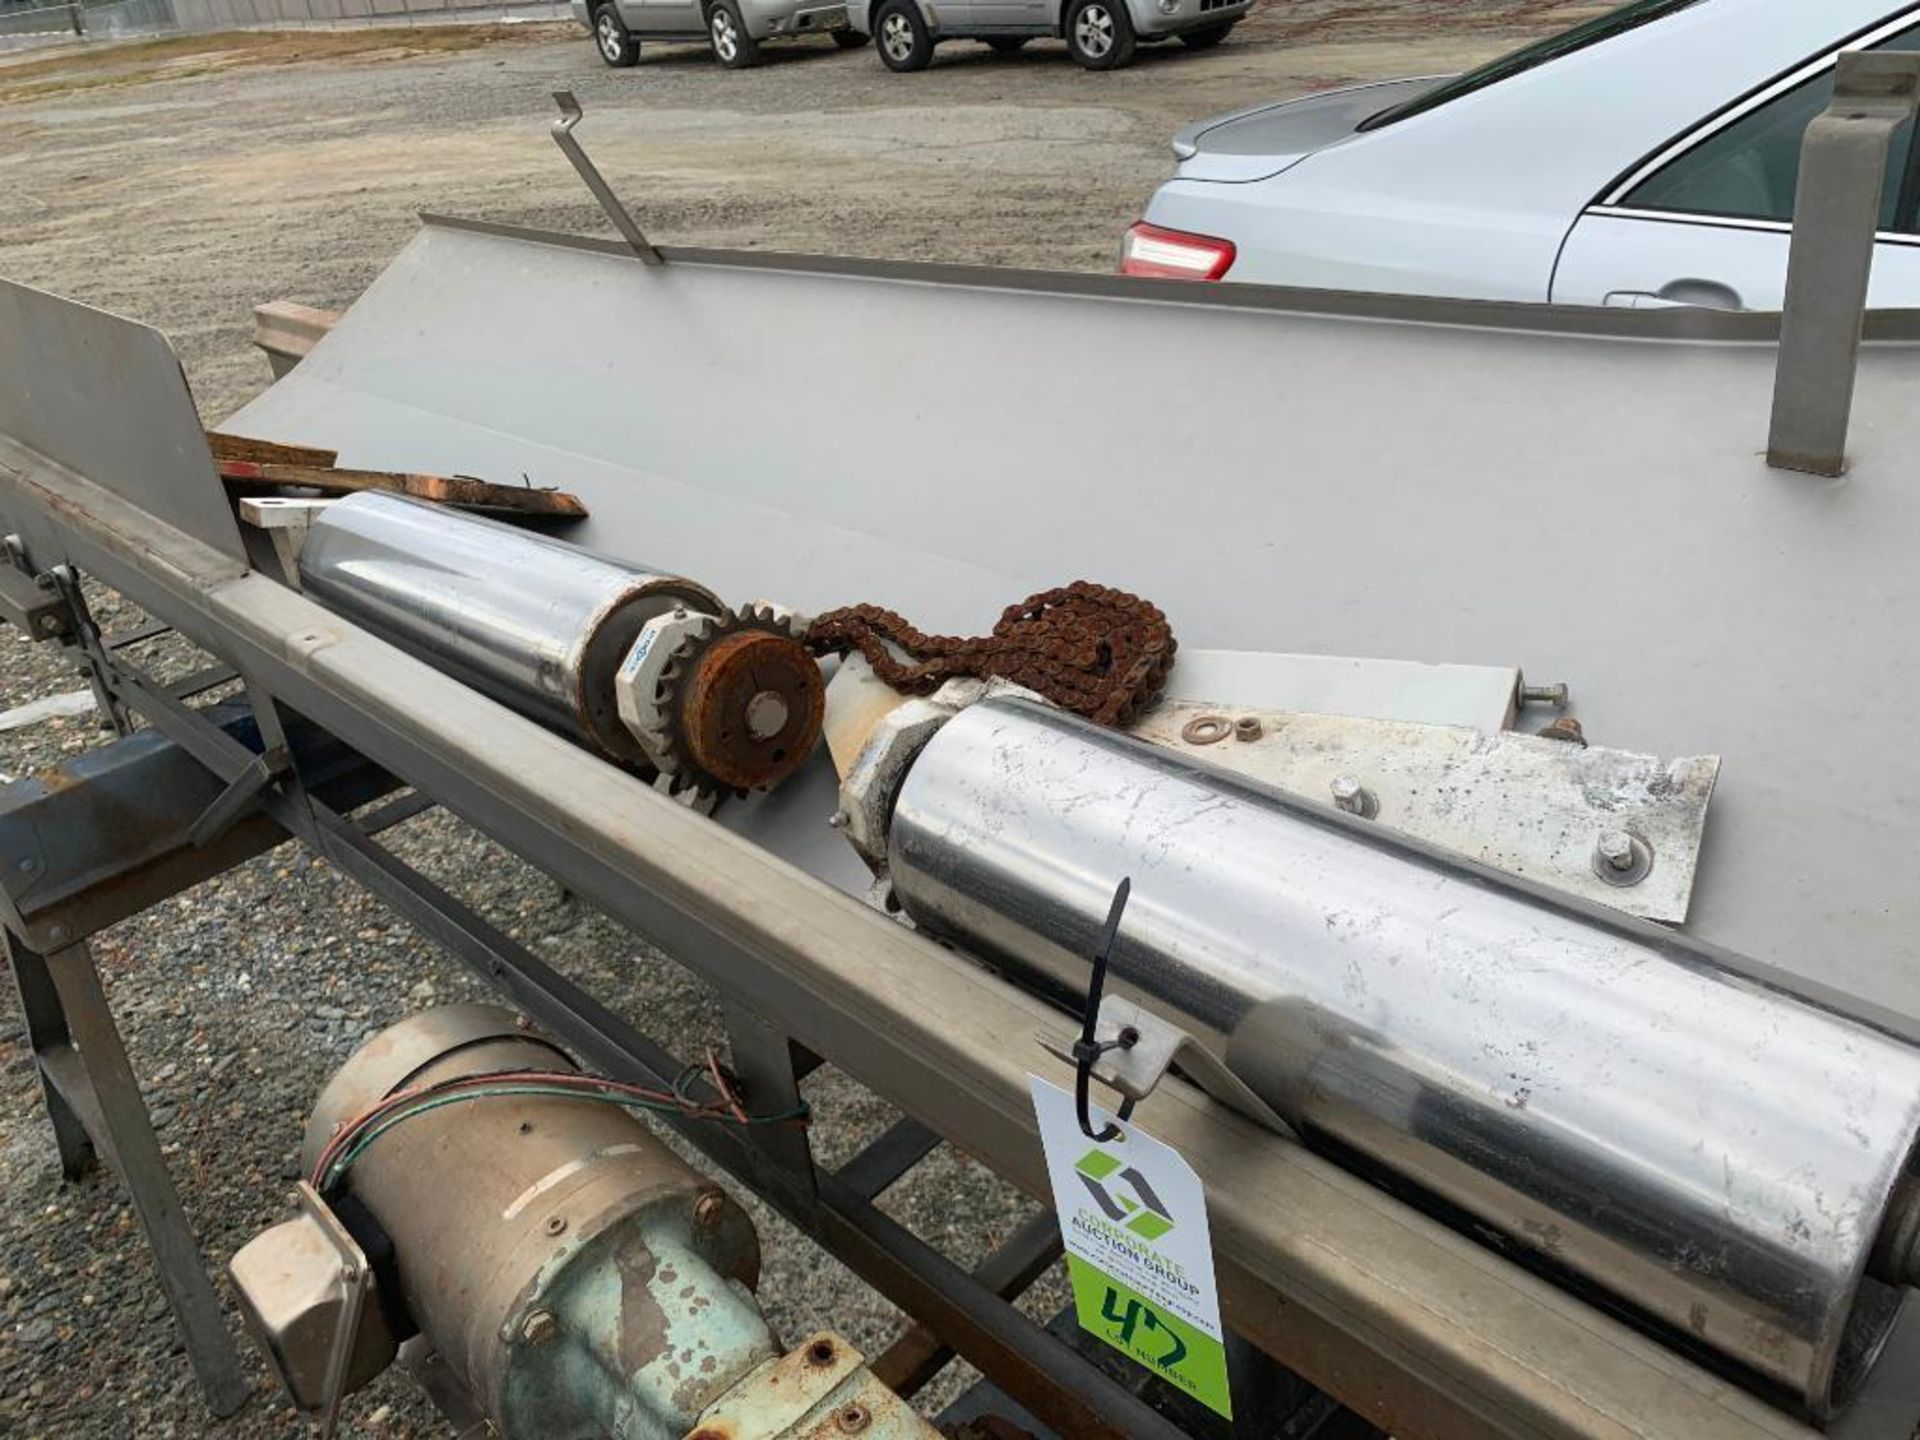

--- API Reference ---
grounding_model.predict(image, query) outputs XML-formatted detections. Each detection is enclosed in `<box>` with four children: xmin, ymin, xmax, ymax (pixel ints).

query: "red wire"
<box><xmin>705</xmin><ymin>1048</ymin><xmax>751</xmax><ymax>1125</ymax></box>
<box><xmin>308</xmin><ymin>1069</ymin><xmax>715</xmax><ymax>1188</ymax></box>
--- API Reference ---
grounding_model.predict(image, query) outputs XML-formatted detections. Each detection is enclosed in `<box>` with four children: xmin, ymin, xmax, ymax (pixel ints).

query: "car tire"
<box><xmin>708</xmin><ymin>0</ymin><xmax>763</xmax><ymax>67</ymax></box>
<box><xmin>985</xmin><ymin>35</ymin><xmax>1028</xmax><ymax>51</ymax></box>
<box><xmin>874</xmin><ymin>0</ymin><xmax>933</xmax><ymax>70</ymax></box>
<box><xmin>1064</xmin><ymin>0</ymin><xmax>1134</xmax><ymax>69</ymax></box>
<box><xmin>592</xmin><ymin>2</ymin><xmax>640</xmax><ymax>66</ymax></box>
<box><xmin>1178</xmin><ymin>20</ymin><xmax>1231</xmax><ymax>48</ymax></box>
<box><xmin>831</xmin><ymin>26</ymin><xmax>869</xmax><ymax>46</ymax></box>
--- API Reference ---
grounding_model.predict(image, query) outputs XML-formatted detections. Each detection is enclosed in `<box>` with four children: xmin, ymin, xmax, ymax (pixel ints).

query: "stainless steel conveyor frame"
<box><xmin>5</xmin><ymin>263</ymin><xmax>1920</xmax><ymax>1440</ymax></box>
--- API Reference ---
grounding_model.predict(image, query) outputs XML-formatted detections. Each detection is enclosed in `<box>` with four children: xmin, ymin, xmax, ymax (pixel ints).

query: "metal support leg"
<box><xmin>10</xmin><ymin>934</ymin><xmax>250</xmax><ymax>1417</ymax></box>
<box><xmin>5</xmin><ymin>932</ymin><xmax>96</xmax><ymax>1180</ymax></box>
<box><xmin>724</xmin><ymin>1000</ymin><xmax>819</xmax><ymax>1203</ymax></box>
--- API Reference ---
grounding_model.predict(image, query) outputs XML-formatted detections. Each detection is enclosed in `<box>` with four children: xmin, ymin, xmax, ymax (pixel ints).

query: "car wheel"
<box><xmin>985</xmin><ymin>35</ymin><xmax>1028</xmax><ymax>51</ymax></box>
<box><xmin>831</xmin><ymin>26</ymin><xmax>870</xmax><ymax>46</ymax></box>
<box><xmin>593</xmin><ymin>2</ymin><xmax>640</xmax><ymax>66</ymax></box>
<box><xmin>873</xmin><ymin>0</ymin><xmax>932</xmax><ymax>70</ymax></box>
<box><xmin>1064</xmin><ymin>0</ymin><xmax>1134</xmax><ymax>69</ymax></box>
<box><xmin>708</xmin><ymin>0</ymin><xmax>763</xmax><ymax>66</ymax></box>
<box><xmin>1178</xmin><ymin>20</ymin><xmax>1231</xmax><ymax>48</ymax></box>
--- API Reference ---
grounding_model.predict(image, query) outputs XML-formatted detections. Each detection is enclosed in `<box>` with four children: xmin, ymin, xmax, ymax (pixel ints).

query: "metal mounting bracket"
<box><xmin>294</xmin><ymin>1181</ymin><xmax>373</xmax><ymax>1440</ymax></box>
<box><xmin>187</xmin><ymin>744</ymin><xmax>292</xmax><ymax>848</ymax></box>
<box><xmin>1769</xmin><ymin>51</ymin><xmax>1920</xmax><ymax>476</ymax></box>
<box><xmin>1040</xmin><ymin>996</ymin><xmax>1293</xmax><ymax>1139</ymax></box>
<box><xmin>549</xmin><ymin>91</ymin><xmax>663</xmax><ymax>267</ymax></box>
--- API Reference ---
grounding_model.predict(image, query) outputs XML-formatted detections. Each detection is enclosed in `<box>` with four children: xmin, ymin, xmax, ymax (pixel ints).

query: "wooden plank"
<box><xmin>216</xmin><ymin>458</ymin><xmax>588</xmax><ymax>518</ymax></box>
<box><xmin>250</xmin><ymin>300</ymin><xmax>342</xmax><ymax>377</ymax></box>
<box><xmin>206</xmin><ymin>431</ymin><xmax>337</xmax><ymax>468</ymax></box>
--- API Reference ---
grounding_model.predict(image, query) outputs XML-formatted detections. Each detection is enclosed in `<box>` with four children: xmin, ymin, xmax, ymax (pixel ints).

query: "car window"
<box><xmin>1358</xmin><ymin>0</ymin><xmax>1708</xmax><ymax>132</ymax></box>
<box><xmin>1623</xmin><ymin>26</ymin><xmax>1920</xmax><ymax>232</ymax></box>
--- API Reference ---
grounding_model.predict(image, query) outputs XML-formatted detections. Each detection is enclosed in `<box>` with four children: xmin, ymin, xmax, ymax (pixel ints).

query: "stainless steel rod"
<box><xmin>298</xmin><ymin>492</ymin><xmax>718</xmax><ymax>763</ymax></box>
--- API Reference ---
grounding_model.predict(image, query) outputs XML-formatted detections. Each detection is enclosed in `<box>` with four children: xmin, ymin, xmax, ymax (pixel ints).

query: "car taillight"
<box><xmin>1119</xmin><ymin>221</ymin><xmax>1236</xmax><ymax>281</ymax></box>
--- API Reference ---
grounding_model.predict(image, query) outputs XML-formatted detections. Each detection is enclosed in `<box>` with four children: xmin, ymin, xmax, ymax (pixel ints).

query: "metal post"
<box><xmin>13</xmin><ymin>934</ymin><xmax>250</xmax><ymax>1417</ymax></box>
<box><xmin>1768</xmin><ymin>52</ymin><xmax>1920</xmax><ymax>476</ymax></box>
<box><xmin>723</xmin><ymin>1001</ymin><xmax>819</xmax><ymax>1203</ymax></box>
<box><xmin>5</xmin><ymin>934</ymin><xmax>96</xmax><ymax>1180</ymax></box>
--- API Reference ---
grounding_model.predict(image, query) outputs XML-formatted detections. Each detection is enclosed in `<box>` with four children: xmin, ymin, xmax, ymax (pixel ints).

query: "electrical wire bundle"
<box><xmin>309</xmin><ymin>1051</ymin><xmax>807</xmax><ymax>1196</ymax></box>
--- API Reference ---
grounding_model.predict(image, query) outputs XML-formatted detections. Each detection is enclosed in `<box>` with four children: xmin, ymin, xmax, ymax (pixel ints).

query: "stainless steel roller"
<box><xmin>298</xmin><ymin>492</ymin><xmax>722</xmax><ymax>764</ymax></box>
<box><xmin>885</xmin><ymin>696</ymin><xmax>1920</xmax><ymax>1415</ymax></box>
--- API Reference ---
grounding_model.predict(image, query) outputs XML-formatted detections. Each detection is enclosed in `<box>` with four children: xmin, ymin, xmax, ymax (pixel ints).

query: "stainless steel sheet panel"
<box><xmin>0</xmin><ymin>279</ymin><xmax>243</xmax><ymax>562</ymax></box>
<box><xmin>219</xmin><ymin>219</ymin><xmax>1920</xmax><ymax>1020</ymax></box>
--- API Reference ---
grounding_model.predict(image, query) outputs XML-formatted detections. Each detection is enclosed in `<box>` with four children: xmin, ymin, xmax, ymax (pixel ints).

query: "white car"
<box><xmin>1121</xmin><ymin>0</ymin><xmax>1920</xmax><ymax>308</ymax></box>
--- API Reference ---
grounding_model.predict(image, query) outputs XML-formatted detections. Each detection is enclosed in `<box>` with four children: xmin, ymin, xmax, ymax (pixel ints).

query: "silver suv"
<box><xmin>571</xmin><ymin>0</ymin><xmax>866</xmax><ymax>67</ymax></box>
<box><xmin>848</xmin><ymin>0</ymin><xmax>1247</xmax><ymax>70</ymax></box>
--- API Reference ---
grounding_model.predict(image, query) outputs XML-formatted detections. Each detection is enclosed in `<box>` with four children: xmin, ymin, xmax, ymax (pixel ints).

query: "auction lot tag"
<box><xmin>1029</xmin><ymin>1076</ymin><xmax>1231</xmax><ymax>1418</ymax></box>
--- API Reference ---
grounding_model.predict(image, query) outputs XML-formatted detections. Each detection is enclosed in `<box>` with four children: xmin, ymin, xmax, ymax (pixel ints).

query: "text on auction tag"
<box><xmin>1029</xmin><ymin>1076</ymin><xmax>1231</xmax><ymax>1418</ymax></box>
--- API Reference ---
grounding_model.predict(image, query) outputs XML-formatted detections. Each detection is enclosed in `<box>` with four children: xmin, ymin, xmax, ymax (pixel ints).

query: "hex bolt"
<box><xmin>37</xmin><ymin>614</ymin><xmax>59</xmax><ymax>634</ymax></box>
<box><xmin>1233</xmin><ymin>716</ymin><xmax>1264</xmax><ymax>742</ymax></box>
<box><xmin>1518</xmin><ymin>679</ymin><xmax>1570</xmax><ymax>709</ymax></box>
<box><xmin>836</xmin><ymin>1403</ymin><xmax>872</xmax><ymax>1434</ymax></box>
<box><xmin>1329</xmin><ymin>775</ymin><xmax>1378</xmax><ymax>820</ymax></box>
<box><xmin>693</xmin><ymin>1191</ymin><xmax>727</xmax><ymax>1228</ymax></box>
<box><xmin>519</xmin><ymin>1309</ymin><xmax>559</xmax><ymax>1346</ymax></box>
<box><xmin>827</xmin><ymin>810</ymin><xmax>850</xmax><ymax>830</ymax></box>
<box><xmin>1596</xmin><ymin>831</ymin><xmax>1636</xmax><ymax>873</ymax></box>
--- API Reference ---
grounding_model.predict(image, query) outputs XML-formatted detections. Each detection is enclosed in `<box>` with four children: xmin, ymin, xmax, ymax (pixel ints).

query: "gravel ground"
<box><xmin>0</xmin><ymin>4</ymin><xmax>1586</xmax><ymax>1435</ymax></box>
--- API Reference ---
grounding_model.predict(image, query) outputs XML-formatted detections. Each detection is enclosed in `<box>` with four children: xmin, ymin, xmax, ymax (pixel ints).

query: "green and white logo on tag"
<box><xmin>1030</xmin><ymin>1076</ymin><xmax>1231</xmax><ymax>1418</ymax></box>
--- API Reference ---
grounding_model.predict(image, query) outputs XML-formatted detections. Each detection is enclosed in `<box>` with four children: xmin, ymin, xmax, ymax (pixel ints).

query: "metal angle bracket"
<box><xmin>0</xmin><ymin>535</ymin><xmax>71</xmax><ymax>643</ymax></box>
<box><xmin>186</xmin><ymin>744</ymin><xmax>292</xmax><ymax>848</ymax></box>
<box><xmin>1039</xmin><ymin>996</ymin><xmax>1293</xmax><ymax>1140</ymax></box>
<box><xmin>549</xmin><ymin>92</ymin><xmax>663</xmax><ymax>267</ymax></box>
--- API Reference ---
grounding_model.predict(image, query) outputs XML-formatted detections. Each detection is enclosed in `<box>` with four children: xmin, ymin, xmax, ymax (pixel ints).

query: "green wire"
<box><xmin>321</xmin><ymin>1083</ymin><xmax>809</xmax><ymax>1192</ymax></box>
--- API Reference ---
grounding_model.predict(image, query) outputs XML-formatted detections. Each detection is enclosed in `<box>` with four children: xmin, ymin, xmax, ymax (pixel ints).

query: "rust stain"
<box><xmin>614</xmin><ymin>1234</ymin><xmax>669</xmax><ymax>1379</ymax></box>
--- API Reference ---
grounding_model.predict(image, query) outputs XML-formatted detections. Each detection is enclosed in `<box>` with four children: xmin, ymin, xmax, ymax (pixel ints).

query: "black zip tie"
<box><xmin>1073</xmin><ymin>877</ymin><xmax>1139</xmax><ymax>1144</ymax></box>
